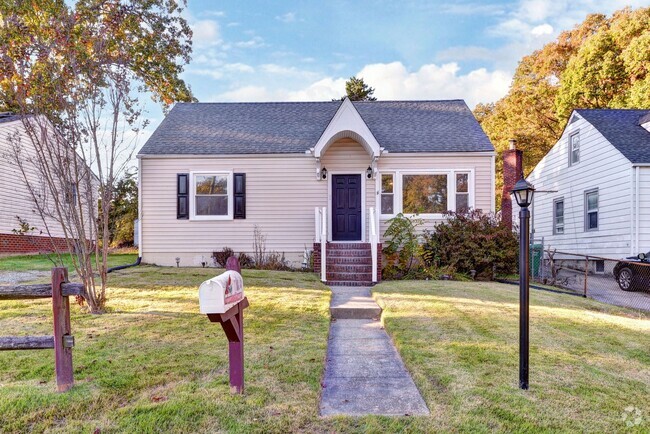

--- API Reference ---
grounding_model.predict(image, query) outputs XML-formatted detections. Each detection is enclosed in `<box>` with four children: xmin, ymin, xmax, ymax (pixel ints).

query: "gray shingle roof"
<box><xmin>0</xmin><ymin>112</ymin><xmax>22</xmax><ymax>125</ymax></box>
<box><xmin>138</xmin><ymin>100</ymin><xmax>493</xmax><ymax>156</ymax></box>
<box><xmin>576</xmin><ymin>109</ymin><xmax>650</xmax><ymax>164</ymax></box>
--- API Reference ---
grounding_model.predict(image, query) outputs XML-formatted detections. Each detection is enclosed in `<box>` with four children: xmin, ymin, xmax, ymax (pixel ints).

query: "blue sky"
<box><xmin>136</xmin><ymin>0</ymin><xmax>649</xmax><ymax>147</ymax></box>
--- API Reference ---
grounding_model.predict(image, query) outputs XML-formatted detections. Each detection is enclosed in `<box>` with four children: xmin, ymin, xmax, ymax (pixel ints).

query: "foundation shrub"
<box><xmin>421</xmin><ymin>210</ymin><xmax>519</xmax><ymax>280</ymax></box>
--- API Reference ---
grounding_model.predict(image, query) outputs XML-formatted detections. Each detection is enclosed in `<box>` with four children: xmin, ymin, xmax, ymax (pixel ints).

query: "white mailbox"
<box><xmin>199</xmin><ymin>270</ymin><xmax>244</xmax><ymax>314</ymax></box>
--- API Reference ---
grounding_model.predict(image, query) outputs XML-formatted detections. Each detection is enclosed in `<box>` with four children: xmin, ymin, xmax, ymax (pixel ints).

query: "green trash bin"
<box><xmin>530</xmin><ymin>244</ymin><xmax>543</xmax><ymax>278</ymax></box>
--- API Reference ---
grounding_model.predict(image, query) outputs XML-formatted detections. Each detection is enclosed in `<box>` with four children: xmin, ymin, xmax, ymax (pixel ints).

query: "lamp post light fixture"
<box><xmin>512</xmin><ymin>175</ymin><xmax>535</xmax><ymax>390</ymax></box>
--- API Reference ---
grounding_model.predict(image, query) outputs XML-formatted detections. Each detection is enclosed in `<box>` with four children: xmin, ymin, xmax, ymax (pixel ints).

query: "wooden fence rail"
<box><xmin>0</xmin><ymin>267</ymin><xmax>84</xmax><ymax>392</ymax></box>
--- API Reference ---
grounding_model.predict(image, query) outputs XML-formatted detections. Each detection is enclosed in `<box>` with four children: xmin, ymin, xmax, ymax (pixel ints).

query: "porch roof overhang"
<box><xmin>312</xmin><ymin>98</ymin><xmax>383</xmax><ymax>159</ymax></box>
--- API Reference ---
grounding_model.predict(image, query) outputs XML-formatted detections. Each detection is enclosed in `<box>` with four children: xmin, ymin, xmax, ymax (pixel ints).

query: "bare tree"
<box><xmin>1</xmin><ymin>1</ymin><xmax>194</xmax><ymax>313</ymax></box>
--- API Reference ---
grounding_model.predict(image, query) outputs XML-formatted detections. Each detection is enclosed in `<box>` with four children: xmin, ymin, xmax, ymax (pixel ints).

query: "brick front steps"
<box><xmin>314</xmin><ymin>242</ymin><xmax>382</xmax><ymax>287</ymax></box>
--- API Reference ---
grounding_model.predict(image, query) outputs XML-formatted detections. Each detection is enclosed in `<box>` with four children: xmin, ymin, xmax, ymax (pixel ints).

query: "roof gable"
<box><xmin>313</xmin><ymin>98</ymin><xmax>381</xmax><ymax>158</ymax></box>
<box><xmin>575</xmin><ymin>109</ymin><xmax>650</xmax><ymax>164</ymax></box>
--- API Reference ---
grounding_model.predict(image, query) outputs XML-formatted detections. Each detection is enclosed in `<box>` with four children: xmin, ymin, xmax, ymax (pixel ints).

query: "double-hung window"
<box><xmin>192</xmin><ymin>172</ymin><xmax>232</xmax><ymax>219</ymax></box>
<box><xmin>569</xmin><ymin>132</ymin><xmax>580</xmax><ymax>166</ymax></box>
<box><xmin>381</xmin><ymin>174</ymin><xmax>394</xmax><ymax>215</ymax></box>
<box><xmin>455</xmin><ymin>173</ymin><xmax>470</xmax><ymax>213</ymax></box>
<box><xmin>585</xmin><ymin>189</ymin><xmax>598</xmax><ymax>231</ymax></box>
<box><xmin>553</xmin><ymin>199</ymin><xmax>564</xmax><ymax>234</ymax></box>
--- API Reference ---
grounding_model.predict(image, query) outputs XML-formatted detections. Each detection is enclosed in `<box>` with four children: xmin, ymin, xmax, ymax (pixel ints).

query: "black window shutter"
<box><xmin>177</xmin><ymin>173</ymin><xmax>189</xmax><ymax>219</ymax></box>
<box><xmin>234</xmin><ymin>173</ymin><xmax>246</xmax><ymax>219</ymax></box>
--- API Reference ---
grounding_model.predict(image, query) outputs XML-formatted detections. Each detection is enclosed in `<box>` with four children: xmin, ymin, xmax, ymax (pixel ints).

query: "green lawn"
<box><xmin>372</xmin><ymin>280</ymin><xmax>650</xmax><ymax>433</ymax></box>
<box><xmin>0</xmin><ymin>259</ymin><xmax>648</xmax><ymax>433</ymax></box>
<box><xmin>0</xmin><ymin>252</ymin><xmax>138</xmax><ymax>272</ymax></box>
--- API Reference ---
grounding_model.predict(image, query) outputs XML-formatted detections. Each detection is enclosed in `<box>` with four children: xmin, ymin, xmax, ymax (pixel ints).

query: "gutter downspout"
<box><xmin>630</xmin><ymin>167</ymin><xmax>635</xmax><ymax>256</ymax></box>
<box><xmin>632</xmin><ymin>167</ymin><xmax>641</xmax><ymax>256</ymax></box>
<box><xmin>137</xmin><ymin>156</ymin><xmax>143</xmax><ymax>259</ymax></box>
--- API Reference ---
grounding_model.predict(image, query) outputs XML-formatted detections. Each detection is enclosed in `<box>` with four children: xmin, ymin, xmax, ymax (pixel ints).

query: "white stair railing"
<box><xmin>321</xmin><ymin>207</ymin><xmax>327</xmax><ymax>282</ymax></box>
<box><xmin>369</xmin><ymin>207</ymin><xmax>378</xmax><ymax>283</ymax></box>
<box><xmin>314</xmin><ymin>207</ymin><xmax>321</xmax><ymax>243</ymax></box>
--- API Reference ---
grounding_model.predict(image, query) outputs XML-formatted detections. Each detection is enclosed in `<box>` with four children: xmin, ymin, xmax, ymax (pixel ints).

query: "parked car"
<box><xmin>614</xmin><ymin>252</ymin><xmax>650</xmax><ymax>291</ymax></box>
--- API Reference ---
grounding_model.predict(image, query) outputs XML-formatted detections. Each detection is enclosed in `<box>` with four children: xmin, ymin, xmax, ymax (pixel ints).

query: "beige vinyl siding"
<box><xmin>0</xmin><ymin>120</ymin><xmax>67</xmax><ymax>238</ymax></box>
<box><xmin>524</xmin><ymin>115</ymin><xmax>633</xmax><ymax>258</ymax></box>
<box><xmin>377</xmin><ymin>153</ymin><xmax>494</xmax><ymax>239</ymax></box>
<box><xmin>140</xmin><ymin>138</ymin><xmax>495</xmax><ymax>266</ymax></box>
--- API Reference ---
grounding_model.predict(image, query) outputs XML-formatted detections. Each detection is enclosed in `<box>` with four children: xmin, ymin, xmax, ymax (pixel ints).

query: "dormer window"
<box><xmin>569</xmin><ymin>132</ymin><xmax>580</xmax><ymax>166</ymax></box>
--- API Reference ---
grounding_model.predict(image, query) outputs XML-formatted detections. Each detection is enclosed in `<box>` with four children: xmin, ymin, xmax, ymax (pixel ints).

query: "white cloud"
<box><xmin>217</xmin><ymin>86</ymin><xmax>280</xmax><ymax>101</ymax></box>
<box><xmin>191</xmin><ymin>20</ymin><xmax>222</xmax><ymax>48</ymax></box>
<box><xmin>357</xmin><ymin>62</ymin><xmax>510</xmax><ymax>107</ymax></box>
<box><xmin>214</xmin><ymin>61</ymin><xmax>510</xmax><ymax>107</ymax></box>
<box><xmin>531</xmin><ymin>23</ymin><xmax>553</xmax><ymax>36</ymax></box>
<box><xmin>286</xmin><ymin>78</ymin><xmax>347</xmax><ymax>101</ymax></box>
<box><xmin>234</xmin><ymin>36</ymin><xmax>265</xmax><ymax>49</ymax></box>
<box><xmin>187</xmin><ymin>63</ymin><xmax>254</xmax><ymax>80</ymax></box>
<box><xmin>276</xmin><ymin>12</ymin><xmax>297</xmax><ymax>23</ymax></box>
<box><xmin>260</xmin><ymin>64</ymin><xmax>319</xmax><ymax>80</ymax></box>
<box><xmin>202</xmin><ymin>10</ymin><xmax>225</xmax><ymax>18</ymax></box>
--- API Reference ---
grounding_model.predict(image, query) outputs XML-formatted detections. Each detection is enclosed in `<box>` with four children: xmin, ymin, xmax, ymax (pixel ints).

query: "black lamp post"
<box><xmin>512</xmin><ymin>175</ymin><xmax>535</xmax><ymax>390</ymax></box>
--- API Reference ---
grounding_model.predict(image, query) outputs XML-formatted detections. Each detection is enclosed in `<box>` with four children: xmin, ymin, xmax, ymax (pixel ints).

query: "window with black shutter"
<box><xmin>177</xmin><ymin>173</ymin><xmax>189</xmax><ymax>219</ymax></box>
<box><xmin>234</xmin><ymin>173</ymin><xmax>246</xmax><ymax>219</ymax></box>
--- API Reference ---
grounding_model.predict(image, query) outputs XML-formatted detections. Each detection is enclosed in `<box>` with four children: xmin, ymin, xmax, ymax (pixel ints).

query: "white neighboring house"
<box><xmin>0</xmin><ymin>112</ymin><xmax>93</xmax><ymax>254</ymax></box>
<box><xmin>521</xmin><ymin>109</ymin><xmax>650</xmax><ymax>264</ymax></box>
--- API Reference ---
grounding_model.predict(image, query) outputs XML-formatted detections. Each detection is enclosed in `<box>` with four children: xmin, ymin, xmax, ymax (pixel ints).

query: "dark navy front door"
<box><xmin>332</xmin><ymin>174</ymin><xmax>362</xmax><ymax>241</ymax></box>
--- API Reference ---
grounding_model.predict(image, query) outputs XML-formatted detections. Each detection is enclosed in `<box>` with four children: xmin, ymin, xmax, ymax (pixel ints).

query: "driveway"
<box><xmin>553</xmin><ymin>268</ymin><xmax>650</xmax><ymax>313</ymax></box>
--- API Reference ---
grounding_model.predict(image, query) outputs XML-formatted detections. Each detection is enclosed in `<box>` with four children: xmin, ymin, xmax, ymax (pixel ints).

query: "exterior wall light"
<box><xmin>366</xmin><ymin>166</ymin><xmax>373</xmax><ymax>179</ymax></box>
<box><xmin>321</xmin><ymin>167</ymin><xmax>328</xmax><ymax>180</ymax></box>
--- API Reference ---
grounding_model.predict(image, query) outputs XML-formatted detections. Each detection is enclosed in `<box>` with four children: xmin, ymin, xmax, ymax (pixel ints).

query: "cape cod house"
<box><xmin>137</xmin><ymin>98</ymin><xmax>495</xmax><ymax>285</ymax></box>
<box><xmin>521</xmin><ymin>109</ymin><xmax>650</xmax><ymax>265</ymax></box>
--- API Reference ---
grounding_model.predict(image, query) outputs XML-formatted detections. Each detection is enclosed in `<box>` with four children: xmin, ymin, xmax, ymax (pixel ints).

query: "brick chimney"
<box><xmin>501</xmin><ymin>139</ymin><xmax>523</xmax><ymax>230</ymax></box>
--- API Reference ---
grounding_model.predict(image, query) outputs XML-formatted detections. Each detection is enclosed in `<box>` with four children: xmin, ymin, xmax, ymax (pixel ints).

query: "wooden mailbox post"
<box><xmin>199</xmin><ymin>257</ymin><xmax>249</xmax><ymax>394</ymax></box>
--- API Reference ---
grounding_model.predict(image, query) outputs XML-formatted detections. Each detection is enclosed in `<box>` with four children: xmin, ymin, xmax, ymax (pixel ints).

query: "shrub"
<box><xmin>421</xmin><ymin>210</ymin><xmax>518</xmax><ymax>280</ymax></box>
<box><xmin>212</xmin><ymin>247</ymin><xmax>234</xmax><ymax>268</ymax></box>
<box><xmin>237</xmin><ymin>252</ymin><xmax>254</xmax><ymax>269</ymax></box>
<box><xmin>382</xmin><ymin>213</ymin><xmax>424</xmax><ymax>279</ymax></box>
<box><xmin>262</xmin><ymin>252</ymin><xmax>290</xmax><ymax>271</ymax></box>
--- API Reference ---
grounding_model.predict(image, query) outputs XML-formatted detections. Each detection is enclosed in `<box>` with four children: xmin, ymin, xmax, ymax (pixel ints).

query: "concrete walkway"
<box><xmin>320</xmin><ymin>287</ymin><xmax>429</xmax><ymax>417</ymax></box>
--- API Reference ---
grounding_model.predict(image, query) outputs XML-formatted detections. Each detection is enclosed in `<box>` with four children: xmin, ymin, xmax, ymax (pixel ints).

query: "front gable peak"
<box><xmin>313</xmin><ymin>98</ymin><xmax>381</xmax><ymax>158</ymax></box>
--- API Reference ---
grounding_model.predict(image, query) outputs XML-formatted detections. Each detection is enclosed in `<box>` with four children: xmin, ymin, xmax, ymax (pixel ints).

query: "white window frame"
<box><xmin>380</xmin><ymin>173</ymin><xmax>396</xmax><ymax>217</ymax></box>
<box><xmin>378</xmin><ymin>169</ymin><xmax>475</xmax><ymax>219</ymax></box>
<box><xmin>553</xmin><ymin>198</ymin><xmax>564</xmax><ymax>235</ymax></box>
<box><xmin>569</xmin><ymin>132</ymin><xmax>580</xmax><ymax>166</ymax></box>
<box><xmin>189</xmin><ymin>171</ymin><xmax>234</xmax><ymax>221</ymax></box>
<box><xmin>584</xmin><ymin>189</ymin><xmax>598</xmax><ymax>232</ymax></box>
<box><xmin>454</xmin><ymin>171</ymin><xmax>471</xmax><ymax>213</ymax></box>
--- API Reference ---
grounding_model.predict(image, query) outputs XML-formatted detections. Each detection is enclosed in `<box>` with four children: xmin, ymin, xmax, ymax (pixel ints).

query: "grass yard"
<box><xmin>0</xmin><ymin>252</ymin><xmax>138</xmax><ymax>272</ymax></box>
<box><xmin>0</xmin><ymin>266</ymin><xmax>334</xmax><ymax>433</ymax></box>
<box><xmin>0</xmin><ymin>258</ymin><xmax>648</xmax><ymax>433</ymax></box>
<box><xmin>373</xmin><ymin>280</ymin><xmax>650</xmax><ymax>433</ymax></box>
